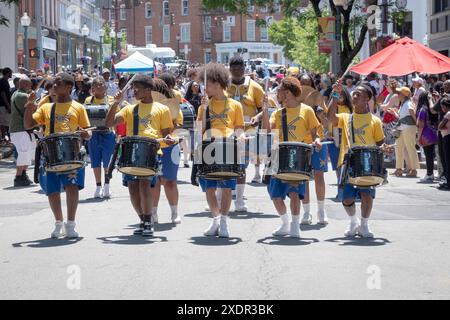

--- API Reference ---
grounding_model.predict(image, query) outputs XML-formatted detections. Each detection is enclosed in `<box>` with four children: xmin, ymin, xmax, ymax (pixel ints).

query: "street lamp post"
<box><xmin>176</xmin><ymin>35</ymin><xmax>181</xmax><ymax>59</ymax></box>
<box><xmin>117</xmin><ymin>30</ymin><xmax>122</xmax><ymax>61</ymax></box>
<box><xmin>81</xmin><ymin>24</ymin><xmax>90</xmax><ymax>73</ymax></box>
<box><xmin>110</xmin><ymin>29</ymin><xmax>116</xmax><ymax>67</ymax></box>
<box><xmin>332</xmin><ymin>0</ymin><xmax>347</xmax><ymax>75</ymax></box>
<box><xmin>99</xmin><ymin>28</ymin><xmax>105</xmax><ymax>73</ymax></box>
<box><xmin>21</xmin><ymin>12</ymin><xmax>31</xmax><ymax>70</ymax></box>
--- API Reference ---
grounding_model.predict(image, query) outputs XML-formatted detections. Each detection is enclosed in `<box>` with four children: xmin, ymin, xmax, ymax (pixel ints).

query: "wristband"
<box><xmin>331</xmin><ymin>91</ymin><xmax>341</xmax><ymax>100</ymax></box>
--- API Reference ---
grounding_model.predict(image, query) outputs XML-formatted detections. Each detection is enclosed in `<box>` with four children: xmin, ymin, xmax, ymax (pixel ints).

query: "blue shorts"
<box><xmin>122</xmin><ymin>174</ymin><xmax>157</xmax><ymax>188</ymax></box>
<box><xmin>88</xmin><ymin>131</ymin><xmax>116</xmax><ymax>168</ymax></box>
<box><xmin>312</xmin><ymin>144</ymin><xmax>328</xmax><ymax>172</ymax></box>
<box><xmin>340</xmin><ymin>183</ymin><xmax>376</xmax><ymax>201</ymax></box>
<box><xmin>161</xmin><ymin>144</ymin><xmax>180</xmax><ymax>181</ymax></box>
<box><xmin>267</xmin><ymin>177</ymin><xmax>306</xmax><ymax>200</ymax></box>
<box><xmin>39</xmin><ymin>166</ymin><xmax>85</xmax><ymax>196</ymax></box>
<box><xmin>199</xmin><ymin>177</ymin><xmax>237</xmax><ymax>192</ymax></box>
<box><xmin>328</xmin><ymin>143</ymin><xmax>341</xmax><ymax>171</ymax></box>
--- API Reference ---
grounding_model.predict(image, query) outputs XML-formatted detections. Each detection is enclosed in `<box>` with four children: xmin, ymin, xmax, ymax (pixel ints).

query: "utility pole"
<box><xmin>35</xmin><ymin>0</ymin><xmax>44</xmax><ymax>70</ymax></box>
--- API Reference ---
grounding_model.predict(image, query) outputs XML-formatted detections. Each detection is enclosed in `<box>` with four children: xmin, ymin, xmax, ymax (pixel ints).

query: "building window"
<box><xmin>163</xmin><ymin>1</ymin><xmax>170</xmax><ymax>16</ymax></box>
<box><xmin>180</xmin><ymin>23</ymin><xmax>191</xmax><ymax>42</ymax></box>
<box><xmin>260</xmin><ymin>5</ymin><xmax>268</xmax><ymax>13</ymax></box>
<box><xmin>109</xmin><ymin>8</ymin><xmax>114</xmax><ymax>22</ymax></box>
<box><xmin>163</xmin><ymin>25</ymin><xmax>170</xmax><ymax>43</ymax></box>
<box><xmin>434</xmin><ymin>0</ymin><xmax>450</xmax><ymax>14</ymax></box>
<box><xmin>247</xmin><ymin>0</ymin><xmax>254</xmax><ymax>12</ymax></box>
<box><xmin>182</xmin><ymin>0</ymin><xmax>189</xmax><ymax>16</ymax></box>
<box><xmin>247</xmin><ymin>20</ymin><xmax>256</xmax><ymax>41</ymax></box>
<box><xmin>204</xmin><ymin>16</ymin><xmax>212</xmax><ymax>41</ymax></box>
<box><xmin>205</xmin><ymin>51</ymin><xmax>212</xmax><ymax>64</ymax></box>
<box><xmin>260</xmin><ymin>26</ymin><xmax>269</xmax><ymax>41</ymax></box>
<box><xmin>145</xmin><ymin>26</ymin><xmax>153</xmax><ymax>44</ymax></box>
<box><xmin>145</xmin><ymin>2</ymin><xmax>152</xmax><ymax>19</ymax></box>
<box><xmin>223</xmin><ymin>23</ymin><xmax>231</xmax><ymax>42</ymax></box>
<box><xmin>120</xmin><ymin>4</ymin><xmax>126</xmax><ymax>21</ymax></box>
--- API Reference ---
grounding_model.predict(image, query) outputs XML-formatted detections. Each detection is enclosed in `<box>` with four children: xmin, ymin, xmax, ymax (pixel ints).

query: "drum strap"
<box><xmin>349</xmin><ymin>114</ymin><xmax>356</xmax><ymax>148</ymax></box>
<box><xmin>133</xmin><ymin>104</ymin><xmax>139</xmax><ymax>136</ymax></box>
<box><xmin>281</xmin><ymin>108</ymin><xmax>288</xmax><ymax>143</ymax></box>
<box><xmin>50</xmin><ymin>103</ymin><xmax>56</xmax><ymax>135</ymax></box>
<box><xmin>205</xmin><ymin>106</ymin><xmax>211</xmax><ymax>140</ymax></box>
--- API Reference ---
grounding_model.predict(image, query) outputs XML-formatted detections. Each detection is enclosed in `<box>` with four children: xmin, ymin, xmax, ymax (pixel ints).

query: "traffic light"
<box><xmin>29</xmin><ymin>48</ymin><xmax>40</xmax><ymax>59</ymax></box>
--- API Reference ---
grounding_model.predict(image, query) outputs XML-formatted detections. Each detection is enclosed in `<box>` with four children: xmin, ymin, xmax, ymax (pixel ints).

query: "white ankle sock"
<box><xmin>303</xmin><ymin>203</ymin><xmax>310</xmax><ymax>214</ymax></box>
<box><xmin>255</xmin><ymin>165</ymin><xmax>260</xmax><ymax>175</ymax></box>
<box><xmin>220</xmin><ymin>215</ymin><xmax>228</xmax><ymax>223</ymax></box>
<box><xmin>152</xmin><ymin>207</ymin><xmax>158</xmax><ymax>215</ymax></box>
<box><xmin>317</xmin><ymin>200</ymin><xmax>325</xmax><ymax>213</ymax></box>
<box><xmin>280</xmin><ymin>213</ymin><xmax>289</xmax><ymax>224</ymax></box>
<box><xmin>292</xmin><ymin>215</ymin><xmax>300</xmax><ymax>224</ymax></box>
<box><xmin>361</xmin><ymin>217</ymin><xmax>369</xmax><ymax>226</ymax></box>
<box><xmin>170</xmin><ymin>205</ymin><xmax>178</xmax><ymax>216</ymax></box>
<box><xmin>344</xmin><ymin>204</ymin><xmax>356</xmax><ymax>219</ymax></box>
<box><xmin>236</xmin><ymin>184</ymin><xmax>245</xmax><ymax>201</ymax></box>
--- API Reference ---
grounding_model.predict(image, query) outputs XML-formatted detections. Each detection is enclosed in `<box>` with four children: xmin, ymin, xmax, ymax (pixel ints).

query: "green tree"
<box><xmin>269</xmin><ymin>10</ymin><xmax>330</xmax><ymax>73</ymax></box>
<box><xmin>202</xmin><ymin>0</ymin><xmax>379</xmax><ymax>75</ymax></box>
<box><xmin>0</xmin><ymin>0</ymin><xmax>19</xmax><ymax>26</ymax></box>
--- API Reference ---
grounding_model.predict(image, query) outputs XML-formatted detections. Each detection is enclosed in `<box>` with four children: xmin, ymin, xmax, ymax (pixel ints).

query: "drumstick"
<box><xmin>122</xmin><ymin>74</ymin><xmax>137</xmax><ymax>94</ymax></box>
<box><xmin>107</xmin><ymin>141</ymin><xmax>121</xmax><ymax>180</ymax></box>
<box><xmin>339</xmin><ymin>62</ymin><xmax>355</xmax><ymax>81</ymax></box>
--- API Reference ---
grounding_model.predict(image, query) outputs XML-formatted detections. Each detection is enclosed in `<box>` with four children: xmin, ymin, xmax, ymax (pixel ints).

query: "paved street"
<box><xmin>0</xmin><ymin>157</ymin><xmax>449</xmax><ymax>300</ymax></box>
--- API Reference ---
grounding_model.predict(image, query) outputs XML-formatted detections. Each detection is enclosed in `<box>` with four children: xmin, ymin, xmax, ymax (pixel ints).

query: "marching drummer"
<box><xmin>105</xmin><ymin>75</ymin><xmax>175</xmax><ymax>237</ymax></box>
<box><xmin>197</xmin><ymin>63</ymin><xmax>245</xmax><ymax>238</ymax></box>
<box><xmin>84</xmin><ymin>76</ymin><xmax>118</xmax><ymax>200</ymax></box>
<box><xmin>24</xmin><ymin>72</ymin><xmax>91</xmax><ymax>239</ymax></box>
<box><xmin>261</xmin><ymin>77</ymin><xmax>322</xmax><ymax>238</ymax></box>
<box><xmin>327</xmin><ymin>81</ymin><xmax>385</xmax><ymax>238</ymax></box>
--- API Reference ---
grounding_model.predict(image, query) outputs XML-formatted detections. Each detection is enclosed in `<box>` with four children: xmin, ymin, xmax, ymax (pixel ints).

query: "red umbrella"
<box><xmin>350</xmin><ymin>37</ymin><xmax>450</xmax><ymax>76</ymax></box>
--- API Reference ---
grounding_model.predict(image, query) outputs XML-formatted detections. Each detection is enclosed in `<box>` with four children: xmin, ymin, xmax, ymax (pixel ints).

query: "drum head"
<box><xmin>119</xmin><ymin>167</ymin><xmax>156</xmax><ymax>177</ymax></box>
<box><xmin>46</xmin><ymin>162</ymin><xmax>84</xmax><ymax>173</ymax></box>
<box><xmin>348</xmin><ymin>176</ymin><xmax>384</xmax><ymax>187</ymax></box>
<box><xmin>274</xmin><ymin>173</ymin><xmax>311</xmax><ymax>181</ymax></box>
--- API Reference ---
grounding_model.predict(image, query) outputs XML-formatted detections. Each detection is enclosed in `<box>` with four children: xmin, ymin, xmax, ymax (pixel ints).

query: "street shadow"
<box><xmin>177</xmin><ymin>180</ymin><xmax>192</xmax><ymax>185</ymax></box>
<box><xmin>31</xmin><ymin>189</ymin><xmax>46</xmax><ymax>194</ymax></box>
<box><xmin>300</xmin><ymin>224</ymin><xmax>327</xmax><ymax>231</ymax></box>
<box><xmin>154</xmin><ymin>223</ymin><xmax>177</xmax><ymax>232</ymax></box>
<box><xmin>184</xmin><ymin>211</ymin><xmax>213</xmax><ymax>218</ymax></box>
<box><xmin>97</xmin><ymin>235</ymin><xmax>168</xmax><ymax>245</ymax></box>
<box><xmin>189</xmin><ymin>236</ymin><xmax>242</xmax><ymax>246</ymax></box>
<box><xmin>79</xmin><ymin>198</ymin><xmax>107</xmax><ymax>204</ymax></box>
<box><xmin>3</xmin><ymin>185</ymin><xmax>37</xmax><ymax>191</ymax></box>
<box><xmin>12</xmin><ymin>237</ymin><xmax>84</xmax><ymax>248</ymax></box>
<box><xmin>325</xmin><ymin>237</ymin><xmax>391</xmax><ymax>247</ymax></box>
<box><xmin>247</xmin><ymin>182</ymin><xmax>267</xmax><ymax>188</ymax></box>
<box><xmin>257</xmin><ymin>236</ymin><xmax>319</xmax><ymax>246</ymax></box>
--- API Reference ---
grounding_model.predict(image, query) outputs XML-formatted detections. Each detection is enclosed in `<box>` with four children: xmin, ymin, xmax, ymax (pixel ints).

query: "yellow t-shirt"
<box><xmin>328</xmin><ymin>104</ymin><xmax>352</xmax><ymax>133</ymax></box>
<box><xmin>337</xmin><ymin>113</ymin><xmax>385</xmax><ymax>167</ymax></box>
<box><xmin>227</xmin><ymin>77</ymin><xmax>264</xmax><ymax>121</ymax></box>
<box><xmin>33</xmin><ymin>101</ymin><xmax>90</xmax><ymax>136</ymax></box>
<box><xmin>197</xmin><ymin>98</ymin><xmax>244</xmax><ymax>139</ymax></box>
<box><xmin>117</xmin><ymin>102</ymin><xmax>173</xmax><ymax>140</ymax></box>
<box><xmin>37</xmin><ymin>95</ymin><xmax>53</xmax><ymax>109</ymax></box>
<box><xmin>84</xmin><ymin>95</ymin><xmax>115</xmax><ymax>106</ymax></box>
<box><xmin>270</xmin><ymin>104</ymin><xmax>320</xmax><ymax>143</ymax></box>
<box><xmin>152</xmin><ymin>89</ymin><xmax>183</xmax><ymax>121</ymax></box>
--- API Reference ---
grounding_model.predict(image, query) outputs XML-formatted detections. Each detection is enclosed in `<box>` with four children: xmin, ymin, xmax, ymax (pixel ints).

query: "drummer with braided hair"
<box><xmin>105</xmin><ymin>75</ymin><xmax>175</xmax><ymax>237</ymax></box>
<box><xmin>261</xmin><ymin>77</ymin><xmax>322</xmax><ymax>238</ymax></box>
<box><xmin>197</xmin><ymin>63</ymin><xmax>245</xmax><ymax>238</ymax></box>
<box><xmin>24</xmin><ymin>72</ymin><xmax>91</xmax><ymax>239</ymax></box>
<box><xmin>327</xmin><ymin>81</ymin><xmax>385</xmax><ymax>238</ymax></box>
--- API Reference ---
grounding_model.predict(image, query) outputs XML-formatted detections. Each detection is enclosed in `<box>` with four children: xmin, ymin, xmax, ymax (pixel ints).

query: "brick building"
<box><xmin>102</xmin><ymin>0</ymin><xmax>287</xmax><ymax>64</ymax></box>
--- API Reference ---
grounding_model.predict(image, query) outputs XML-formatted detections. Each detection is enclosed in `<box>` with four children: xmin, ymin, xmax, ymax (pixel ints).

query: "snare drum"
<box><xmin>347</xmin><ymin>146</ymin><xmax>385</xmax><ymax>187</ymax></box>
<box><xmin>198</xmin><ymin>137</ymin><xmax>243</xmax><ymax>180</ymax></box>
<box><xmin>180</xmin><ymin>102</ymin><xmax>196</xmax><ymax>130</ymax></box>
<box><xmin>40</xmin><ymin>133</ymin><xmax>84</xmax><ymax>173</ymax></box>
<box><xmin>117</xmin><ymin>137</ymin><xmax>160</xmax><ymax>177</ymax></box>
<box><xmin>274</xmin><ymin>142</ymin><xmax>313</xmax><ymax>182</ymax></box>
<box><xmin>84</xmin><ymin>104</ymin><xmax>109</xmax><ymax>130</ymax></box>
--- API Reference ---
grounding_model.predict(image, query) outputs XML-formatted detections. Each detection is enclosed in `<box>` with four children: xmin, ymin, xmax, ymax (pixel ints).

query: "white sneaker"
<box><xmin>51</xmin><ymin>221</ymin><xmax>64</xmax><ymax>238</ymax></box>
<box><xmin>300</xmin><ymin>213</ymin><xmax>312</xmax><ymax>225</ymax></box>
<box><xmin>419</xmin><ymin>175</ymin><xmax>434</xmax><ymax>183</ymax></box>
<box><xmin>344</xmin><ymin>221</ymin><xmax>360</xmax><ymax>237</ymax></box>
<box><xmin>171</xmin><ymin>212</ymin><xmax>181</xmax><ymax>224</ymax></box>
<box><xmin>65</xmin><ymin>221</ymin><xmax>79</xmax><ymax>239</ymax></box>
<box><xmin>317</xmin><ymin>210</ymin><xmax>329</xmax><ymax>225</ymax></box>
<box><xmin>204</xmin><ymin>219</ymin><xmax>220</xmax><ymax>236</ymax></box>
<box><xmin>102</xmin><ymin>184</ymin><xmax>112</xmax><ymax>198</ymax></box>
<box><xmin>290</xmin><ymin>221</ymin><xmax>301</xmax><ymax>238</ymax></box>
<box><xmin>359</xmin><ymin>224</ymin><xmax>374</xmax><ymax>238</ymax></box>
<box><xmin>272</xmin><ymin>223</ymin><xmax>290</xmax><ymax>236</ymax></box>
<box><xmin>234</xmin><ymin>200</ymin><xmax>248</xmax><ymax>212</ymax></box>
<box><xmin>219</xmin><ymin>219</ymin><xmax>230</xmax><ymax>238</ymax></box>
<box><xmin>94</xmin><ymin>186</ymin><xmax>102</xmax><ymax>199</ymax></box>
<box><xmin>151</xmin><ymin>213</ymin><xmax>159</xmax><ymax>224</ymax></box>
<box><xmin>204</xmin><ymin>206</ymin><xmax>211</xmax><ymax>212</ymax></box>
<box><xmin>251</xmin><ymin>174</ymin><xmax>262</xmax><ymax>183</ymax></box>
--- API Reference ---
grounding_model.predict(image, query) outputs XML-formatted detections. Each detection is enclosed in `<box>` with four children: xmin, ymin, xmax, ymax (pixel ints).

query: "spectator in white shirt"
<box><xmin>102</xmin><ymin>69</ymin><xmax>118</xmax><ymax>97</ymax></box>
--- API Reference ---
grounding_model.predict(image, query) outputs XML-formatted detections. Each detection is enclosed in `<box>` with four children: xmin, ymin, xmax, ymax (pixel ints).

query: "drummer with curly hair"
<box><xmin>197</xmin><ymin>63</ymin><xmax>245</xmax><ymax>238</ymax></box>
<box><xmin>24</xmin><ymin>73</ymin><xmax>91</xmax><ymax>239</ymax></box>
<box><xmin>105</xmin><ymin>75</ymin><xmax>175</xmax><ymax>237</ymax></box>
<box><xmin>261</xmin><ymin>76</ymin><xmax>322</xmax><ymax>238</ymax></box>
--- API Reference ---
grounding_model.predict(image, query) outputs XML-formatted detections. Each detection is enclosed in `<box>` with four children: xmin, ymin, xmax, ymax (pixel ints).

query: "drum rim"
<box><xmin>41</xmin><ymin>132</ymin><xmax>82</xmax><ymax>140</ymax></box>
<box><xmin>121</xmin><ymin>136</ymin><xmax>160</xmax><ymax>144</ymax></box>
<box><xmin>350</xmin><ymin>146</ymin><xmax>382</xmax><ymax>151</ymax></box>
<box><xmin>118</xmin><ymin>166</ymin><xmax>157</xmax><ymax>177</ymax></box>
<box><xmin>278</xmin><ymin>142</ymin><xmax>313</xmax><ymax>149</ymax></box>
